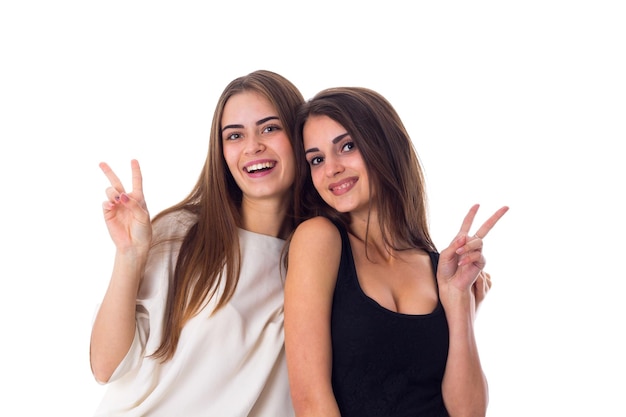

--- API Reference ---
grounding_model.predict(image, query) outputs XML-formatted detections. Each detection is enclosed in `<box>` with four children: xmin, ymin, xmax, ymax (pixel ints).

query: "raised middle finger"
<box><xmin>473</xmin><ymin>206</ymin><xmax>509</xmax><ymax>239</ymax></box>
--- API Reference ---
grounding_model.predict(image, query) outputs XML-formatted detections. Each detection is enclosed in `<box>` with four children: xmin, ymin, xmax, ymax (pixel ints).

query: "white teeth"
<box><xmin>245</xmin><ymin>162</ymin><xmax>275</xmax><ymax>172</ymax></box>
<box><xmin>332</xmin><ymin>181</ymin><xmax>353</xmax><ymax>191</ymax></box>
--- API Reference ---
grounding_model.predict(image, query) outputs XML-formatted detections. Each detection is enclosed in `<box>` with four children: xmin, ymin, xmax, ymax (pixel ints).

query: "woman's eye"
<box><xmin>224</xmin><ymin>132</ymin><xmax>241</xmax><ymax>141</ymax></box>
<box><xmin>263</xmin><ymin>125</ymin><xmax>282</xmax><ymax>134</ymax></box>
<box><xmin>309</xmin><ymin>156</ymin><xmax>323</xmax><ymax>166</ymax></box>
<box><xmin>342</xmin><ymin>141</ymin><xmax>355</xmax><ymax>152</ymax></box>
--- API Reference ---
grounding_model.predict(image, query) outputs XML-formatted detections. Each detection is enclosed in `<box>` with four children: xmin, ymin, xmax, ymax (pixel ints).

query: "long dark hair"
<box><xmin>293</xmin><ymin>86</ymin><xmax>436</xmax><ymax>254</ymax></box>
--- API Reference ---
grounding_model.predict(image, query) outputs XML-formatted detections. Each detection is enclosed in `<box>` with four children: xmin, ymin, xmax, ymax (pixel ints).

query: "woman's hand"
<box><xmin>100</xmin><ymin>159</ymin><xmax>152</xmax><ymax>255</ymax></box>
<box><xmin>474</xmin><ymin>270</ymin><xmax>492</xmax><ymax>311</ymax></box>
<box><xmin>437</xmin><ymin>204</ymin><xmax>508</xmax><ymax>308</ymax></box>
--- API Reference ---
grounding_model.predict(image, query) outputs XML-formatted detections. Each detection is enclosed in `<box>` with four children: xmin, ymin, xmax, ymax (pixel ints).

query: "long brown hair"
<box><xmin>151</xmin><ymin>70</ymin><xmax>304</xmax><ymax>361</ymax></box>
<box><xmin>293</xmin><ymin>86</ymin><xmax>436</xmax><ymax>254</ymax></box>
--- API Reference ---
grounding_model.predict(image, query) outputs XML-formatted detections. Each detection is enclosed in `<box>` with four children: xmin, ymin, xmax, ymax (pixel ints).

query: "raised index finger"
<box><xmin>99</xmin><ymin>161</ymin><xmax>126</xmax><ymax>193</ymax></box>
<box><xmin>473</xmin><ymin>206</ymin><xmax>509</xmax><ymax>239</ymax></box>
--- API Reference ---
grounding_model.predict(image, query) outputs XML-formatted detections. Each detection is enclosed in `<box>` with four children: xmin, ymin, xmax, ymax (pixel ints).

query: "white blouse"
<box><xmin>93</xmin><ymin>211</ymin><xmax>295</xmax><ymax>417</ymax></box>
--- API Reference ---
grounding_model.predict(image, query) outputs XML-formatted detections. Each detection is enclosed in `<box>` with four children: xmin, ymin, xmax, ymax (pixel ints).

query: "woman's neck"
<box><xmin>348</xmin><ymin>211</ymin><xmax>391</xmax><ymax>256</ymax></box>
<box><xmin>240</xmin><ymin>196</ymin><xmax>290</xmax><ymax>238</ymax></box>
<box><xmin>349</xmin><ymin>208</ymin><xmax>417</xmax><ymax>259</ymax></box>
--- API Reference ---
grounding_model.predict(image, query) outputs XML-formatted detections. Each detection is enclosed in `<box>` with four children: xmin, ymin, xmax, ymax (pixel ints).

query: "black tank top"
<box><xmin>331</xmin><ymin>223</ymin><xmax>450</xmax><ymax>417</ymax></box>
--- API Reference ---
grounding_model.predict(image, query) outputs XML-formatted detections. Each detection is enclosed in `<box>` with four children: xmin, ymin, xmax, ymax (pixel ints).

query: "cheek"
<box><xmin>284</xmin><ymin>159</ymin><xmax>296</xmax><ymax>186</ymax></box>
<box><xmin>278</xmin><ymin>139</ymin><xmax>296</xmax><ymax>180</ymax></box>
<box><xmin>222</xmin><ymin>146</ymin><xmax>239</xmax><ymax>173</ymax></box>
<box><xmin>309</xmin><ymin>169</ymin><xmax>324</xmax><ymax>192</ymax></box>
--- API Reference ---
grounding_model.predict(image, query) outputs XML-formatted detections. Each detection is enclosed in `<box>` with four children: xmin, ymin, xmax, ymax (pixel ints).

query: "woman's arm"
<box><xmin>439</xmin><ymin>284</ymin><xmax>488</xmax><ymax>417</ymax></box>
<box><xmin>284</xmin><ymin>217</ymin><xmax>342</xmax><ymax>417</ymax></box>
<box><xmin>90</xmin><ymin>160</ymin><xmax>152</xmax><ymax>383</ymax></box>
<box><xmin>437</xmin><ymin>204</ymin><xmax>508</xmax><ymax>417</ymax></box>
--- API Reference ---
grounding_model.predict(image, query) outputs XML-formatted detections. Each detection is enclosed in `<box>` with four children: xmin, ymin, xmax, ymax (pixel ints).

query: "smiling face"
<box><xmin>303</xmin><ymin>114</ymin><xmax>371</xmax><ymax>216</ymax></box>
<box><xmin>221</xmin><ymin>90</ymin><xmax>295</xmax><ymax>204</ymax></box>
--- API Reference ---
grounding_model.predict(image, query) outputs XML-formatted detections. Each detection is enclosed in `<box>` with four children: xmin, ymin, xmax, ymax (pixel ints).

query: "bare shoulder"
<box><xmin>288</xmin><ymin>216</ymin><xmax>342</xmax><ymax>278</ymax></box>
<box><xmin>287</xmin><ymin>216</ymin><xmax>341</xmax><ymax>293</ymax></box>
<box><xmin>292</xmin><ymin>216</ymin><xmax>341</xmax><ymax>248</ymax></box>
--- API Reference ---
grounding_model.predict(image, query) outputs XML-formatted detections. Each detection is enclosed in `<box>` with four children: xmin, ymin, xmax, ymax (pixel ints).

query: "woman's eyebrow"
<box><xmin>332</xmin><ymin>133</ymin><xmax>349</xmax><ymax>144</ymax></box>
<box><xmin>256</xmin><ymin>116</ymin><xmax>279</xmax><ymax>125</ymax></box>
<box><xmin>221</xmin><ymin>123</ymin><xmax>243</xmax><ymax>132</ymax></box>
<box><xmin>305</xmin><ymin>133</ymin><xmax>349</xmax><ymax>155</ymax></box>
<box><xmin>222</xmin><ymin>116</ymin><xmax>279</xmax><ymax>133</ymax></box>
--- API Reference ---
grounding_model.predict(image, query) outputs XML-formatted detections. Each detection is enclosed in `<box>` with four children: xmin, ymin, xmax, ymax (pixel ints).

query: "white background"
<box><xmin>1</xmin><ymin>1</ymin><xmax>624</xmax><ymax>416</ymax></box>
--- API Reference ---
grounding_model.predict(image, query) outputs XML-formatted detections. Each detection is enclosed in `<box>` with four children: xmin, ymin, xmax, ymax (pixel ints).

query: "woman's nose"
<box><xmin>244</xmin><ymin>134</ymin><xmax>265</xmax><ymax>155</ymax></box>
<box><xmin>324</xmin><ymin>157</ymin><xmax>344</xmax><ymax>177</ymax></box>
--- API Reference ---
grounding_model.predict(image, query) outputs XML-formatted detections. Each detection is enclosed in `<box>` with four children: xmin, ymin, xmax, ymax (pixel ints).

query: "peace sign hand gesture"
<box><xmin>437</xmin><ymin>204</ymin><xmax>509</xmax><ymax>311</ymax></box>
<box><xmin>100</xmin><ymin>159</ymin><xmax>152</xmax><ymax>256</ymax></box>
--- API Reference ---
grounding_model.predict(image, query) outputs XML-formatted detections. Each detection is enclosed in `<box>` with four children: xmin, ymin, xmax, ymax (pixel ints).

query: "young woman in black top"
<box><xmin>285</xmin><ymin>87</ymin><xmax>508</xmax><ymax>417</ymax></box>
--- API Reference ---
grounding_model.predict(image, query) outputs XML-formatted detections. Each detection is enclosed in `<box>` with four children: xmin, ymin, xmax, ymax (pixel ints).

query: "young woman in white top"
<box><xmin>90</xmin><ymin>70</ymin><xmax>304</xmax><ymax>417</ymax></box>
